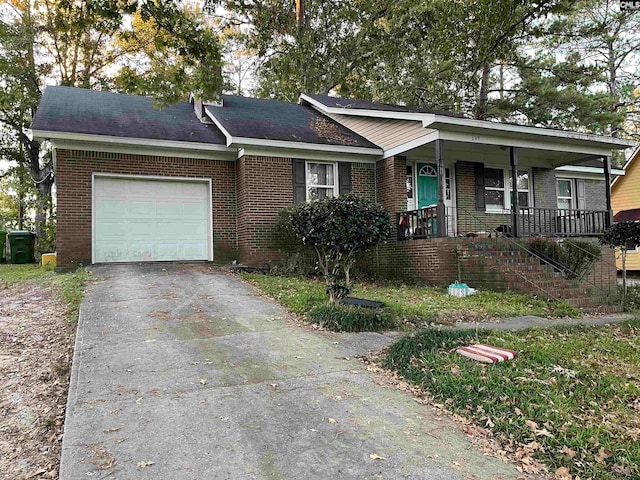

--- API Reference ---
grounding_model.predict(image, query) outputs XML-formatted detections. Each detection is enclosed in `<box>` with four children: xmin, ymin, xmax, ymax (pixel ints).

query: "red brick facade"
<box><xmin>236</xmin><ymin>155</ymin><xmax>294</xmax><ymax>265</ymax></box>
<box><xmin>376</xmin><ymin>156</ymin><xmax>406</xmax><ymax>215</ymax></box>
<box><xmin>55</xmin><ymin>150</ymin><xmax>378</xmax><ymax>268</ymax></box>
<box><xmin>55</xmin><ymin>149</ymin><xmax>237</xmax><ymax>267</ymax></box>
<box><xmin>55</xmin><ymin>148</ymin><xmax>615</xmax><ymax>310</ymax></box>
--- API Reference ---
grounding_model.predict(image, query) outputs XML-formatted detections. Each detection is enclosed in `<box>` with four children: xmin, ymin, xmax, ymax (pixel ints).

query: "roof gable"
<box><xmin>304</xmin><ymin>93</ymin><xmax>463</xmax><ymax>117</ymax></box>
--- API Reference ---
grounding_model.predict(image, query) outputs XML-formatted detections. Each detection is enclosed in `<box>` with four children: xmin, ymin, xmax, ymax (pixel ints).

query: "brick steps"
<box><xmin>458</xmin><ymin>240</ymin><xmax>616</xmax><ymax>311</ymax></box>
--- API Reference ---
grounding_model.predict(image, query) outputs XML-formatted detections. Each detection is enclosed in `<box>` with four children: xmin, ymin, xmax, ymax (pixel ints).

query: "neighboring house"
<box><xmin>31</xmin><ymin>86</ymin><xmax>636</xmax><ymax>307</ymax></box>
<box><xmin>612</xmin><ymin>146</ymin><xmax>640</xmax><ymax>271</ymax></box>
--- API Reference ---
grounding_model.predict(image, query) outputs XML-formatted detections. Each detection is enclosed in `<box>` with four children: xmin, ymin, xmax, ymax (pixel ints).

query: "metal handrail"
<box><xmin>453</xmin><ymin>207</ymin><xmax>615</xmax><ymax>302</ymax></box>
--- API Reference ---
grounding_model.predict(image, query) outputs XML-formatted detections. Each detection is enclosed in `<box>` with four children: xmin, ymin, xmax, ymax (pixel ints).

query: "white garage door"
<box><xmin>93</xmin><ymin>175</ymin><xmax>212</xmax><ymax>263</ymax></box>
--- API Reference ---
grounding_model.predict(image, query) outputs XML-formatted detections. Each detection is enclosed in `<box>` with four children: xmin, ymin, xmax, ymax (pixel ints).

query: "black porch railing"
<box><xmin>397</xmin><ymin>206</ymin><xmax>438</xmax><ymax>240</ymax></box>
<box><xmin>520</xmin><ymin>208</ymin><xmax>609</xmax><ymax>236</ymax></box>
<box><xmin>397</xmin><ymin>206</ymin><xmax>610</xmax><ymax>241</ymax></box>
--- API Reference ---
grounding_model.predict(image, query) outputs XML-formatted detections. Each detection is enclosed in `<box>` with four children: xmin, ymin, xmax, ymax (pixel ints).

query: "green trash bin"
<box><xmin>0</xmin><ymin>230</ymin><xmax>6</xmax><ymax>263</ymax></box>
<box><xmin>8</xmin><ymin>230</ymin><xmax>36</xmax><ymax>264</ymax></box>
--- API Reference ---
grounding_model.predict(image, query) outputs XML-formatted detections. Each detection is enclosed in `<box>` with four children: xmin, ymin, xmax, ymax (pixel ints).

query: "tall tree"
<box><xmin>542</xmin><ymin>0</ymin><xmax>640</xmax><ymax>137</ymax></box>
<box><xmin>0</xmin><ymin>0</ymin><xmax>223</xmax><ymax>249</ymax></box>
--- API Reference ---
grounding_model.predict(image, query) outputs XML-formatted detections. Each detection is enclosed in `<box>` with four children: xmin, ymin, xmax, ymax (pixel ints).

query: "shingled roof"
<box><xmin>614</xmin><ymin>209</ymin><xmax>640</xmax><ymax>222</ymax></box>
<box><xmin>205</xmin><ymin>95</ymin><xmax>379</xmax><ymax>149</ymax></box>
<box><xmin>303</xmin><ymin>93</ymin><xmax>464</xmax><ymax>118</ymax></box>
<box><xmin>31</xmin><ymin>86</ymin><xmax>226</xmax><ymax>145</ymax></box>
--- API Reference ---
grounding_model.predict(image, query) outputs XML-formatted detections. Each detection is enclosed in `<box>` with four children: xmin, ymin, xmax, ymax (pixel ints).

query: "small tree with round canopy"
<box><xmin>286</xmin><ymin>194</ymin><xmax>393</xmax><ymax>304</ymax></box>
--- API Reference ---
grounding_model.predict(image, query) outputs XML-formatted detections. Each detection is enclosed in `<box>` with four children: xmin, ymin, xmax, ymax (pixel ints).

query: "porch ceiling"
<box><xmin>407</xmin><ymin>140</ymin><xmax>591</xmax><ymax>169</ymax></box>
<box><xmin>414</xmin><ymin>122</ymin><xmax>635</xmax><ymax>167</ymax></box>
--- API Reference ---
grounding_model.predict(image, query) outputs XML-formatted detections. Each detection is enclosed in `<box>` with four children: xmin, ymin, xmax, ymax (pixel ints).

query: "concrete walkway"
<box><xmin>60</xmin><ymin>264</ymin><xmax>520</xmax><ymax>480</ymax></box>
<box><xmin>442</xmin><ymin>313</ymin><xmax>635</xmax><ymax>331</ymax></box>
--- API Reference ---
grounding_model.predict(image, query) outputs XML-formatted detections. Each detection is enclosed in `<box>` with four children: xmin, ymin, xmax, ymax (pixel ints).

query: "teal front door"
<box><xmin>417</xmin><ymin>163</ymin><xmax>438</xmax><ymax>208</ymax></box>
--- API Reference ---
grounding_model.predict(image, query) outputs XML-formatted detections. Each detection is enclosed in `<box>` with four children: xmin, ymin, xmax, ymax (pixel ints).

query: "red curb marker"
<box><xmin>456</xmin><ymin>344</ymin><xmax>517</xmax><ymax>363</ymax></box>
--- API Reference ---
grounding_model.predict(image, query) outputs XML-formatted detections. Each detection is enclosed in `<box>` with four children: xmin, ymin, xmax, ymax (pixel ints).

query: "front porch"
<box><xmin>381</xmin><ymin>133</ymin><xmax>625</xmax><ymax>242</ymax></box>
<box><xmin>397</xmin><ymin>206</ymin><xmax>611</xmax><ymax>240</ymax></box>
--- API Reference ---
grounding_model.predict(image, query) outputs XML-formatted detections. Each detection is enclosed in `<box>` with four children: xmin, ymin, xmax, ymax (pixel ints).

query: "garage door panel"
<box><xmin>182</xmin><ymin>202</ymin><xmax>208</xmax><ymax>218</ymax></box>
<box><xmin>156</xmin><ymin>243</ymin><xmax>180</xmax><ymax>260</ymax></box>
<box><xmin>156</xmin><ymin>221</ymin><xmax>183</xmax><ymax>238</ymax></box>
<box><xmin>94</xmin><ymin>177</ymin><xmax>211</xmax><ymax>263</ymax></box>
<box><xmin>128</xmin><ymin>220</ymin><xmax>157</xmax><ymax>239</ymax></box>
<box><xmin>95</xmin><ymin>220</ymin><xmax>129</xmax><ymax>239</ymax></box>
<box><xmin>128</xmin><ymin>201</ymin><xmax>155</xmax><ymax>217</ymax></box>
<box><xmin>97</xmin><ymin>200</ymin><xmax>128</xmax><ymax>218</ymax></box>
<box><xmin>129</xmin><ymin>242</ymin><xmax>155</xmax><ymax>261</ymax></box>
<box><xmin>156</xmin><ymin>201</ymin><xmax>183</xmax><ymax>218</ymax></box>
<box><xmin>96</xmin><ymin>242</ymin><xmax>129</xmax><ymax>262</ymax></box>
<box><xmin>182</xmin><ymin>242</ymin><xmax>209</xmax><ymax>259</ymax></box>
<box><xmin>179</xmin><ymin>182</ymin><xmax>207</xmax><ymax>197</ymax></box>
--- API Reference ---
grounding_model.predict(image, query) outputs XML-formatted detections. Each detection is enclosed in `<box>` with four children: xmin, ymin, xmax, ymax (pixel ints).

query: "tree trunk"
<box><xmin>607</xmin><ymin>41</ymin><xmax>620</xmax><ymax>138</ymax></box>
<box><xmin>26</xmin><ymin>137</ymin><xmax>54</xmax><ymax>250</ymax></box>
<box><xmin>622</xmin><ymin>249</ymin><xmax>627</xmax><ymax>308</ymax></box>
<box><xmin>475</xmin><ymin>64</ymin><xmax>490</xmax><ymax>120</ymax></box>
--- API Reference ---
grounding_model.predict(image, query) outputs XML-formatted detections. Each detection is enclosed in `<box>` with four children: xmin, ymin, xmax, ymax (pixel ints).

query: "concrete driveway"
<box><xmin>60</xmin><ymin>264</ymin><xmax>520</xmax><ymax>479</ymax></box>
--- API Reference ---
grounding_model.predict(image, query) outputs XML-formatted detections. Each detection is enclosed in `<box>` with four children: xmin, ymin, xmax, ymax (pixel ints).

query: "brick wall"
<box><xmin>55</xmin><ymin>149</ymin><xmax>237</xmax><ymax>268</ymax></box>
<box><xmin>367</xmin><ymin>238</ymin><xmax>457</xmax><ymax>286</ymax></box>
<box><xmin>352</xmin><ymin>162</ymin><xmax>376</xmax><ymax>202</ymax></box>
<box><xmin>236</xmin><ymin>155</ymin><xmax>294</xmax><ymax>265</ymax></box>
<box><xmin>532</xmin><ymin>168</ymin><xmax>557</xmax><ymax>209</ymax></box>
<box><xmin>234</xmin><ymin>158</ymin><xmax>377</xmax><ymax>266</ymax></box>
<box><xmin>376</xmin><ymin>156</ymin><xmax>406</xmax><ymax>215</ymax></box>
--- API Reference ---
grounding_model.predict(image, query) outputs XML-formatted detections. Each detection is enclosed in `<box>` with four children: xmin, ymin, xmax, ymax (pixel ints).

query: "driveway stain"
<box><xmin>260</xmin><ymin>452</ymin><xmax>286</xmax><ymax>480</ymax></box>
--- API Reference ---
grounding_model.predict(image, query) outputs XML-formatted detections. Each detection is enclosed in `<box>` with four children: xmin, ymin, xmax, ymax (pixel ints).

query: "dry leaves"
<box><xmin>554</xmin><ymin>466</ymin><xmax>571</xmax><ymax>480</ymax></box>
<box><xmin>136</xmin><ymin>460</ymin><xmax>155</xmax><ymax>468</ymax></box>
<box><xmin>525</xmin><ymin>420</ymin><xmax>554</xmax><ymax>438</ymax></box>
<box><xmin>0</xmin><ymin>283</ymin><xmax>75</xmax><ymax>479</ymax></box>
<box><xmin>369</xmin><ymin>453</ymin><xmax>386</xmax><ymax>460</ymax></box>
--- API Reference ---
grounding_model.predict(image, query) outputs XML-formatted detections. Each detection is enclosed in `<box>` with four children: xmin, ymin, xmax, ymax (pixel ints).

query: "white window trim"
<box><xmin>484</xmin><ymin>166</ymin><xmax>532</xmax><ymax>214</ymax></box>
<box><xmin>556</xmin><ymin>178</ymin><xmax>575</xmax><ymax>210</ymax></box>
<box><xmin>305</xmin><ymin>161</ymin><xmax>338</xmax><ymax>201</ymax></box>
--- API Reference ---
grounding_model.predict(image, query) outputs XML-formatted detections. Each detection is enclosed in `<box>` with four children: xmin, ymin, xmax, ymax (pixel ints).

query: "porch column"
<box><xmin>603</xmin><ymin>155</ymin><xmax>613</xmax><ymax>229</ymax></box>
<box><xmin>510</xmin><ymin>147</ymin><xmax>520</xmax><ymax>238</ymax></box>
<box><xmin>436</xmin><ymin>139</ymin><xmax>446</xmax><ymax>237</ymax></box>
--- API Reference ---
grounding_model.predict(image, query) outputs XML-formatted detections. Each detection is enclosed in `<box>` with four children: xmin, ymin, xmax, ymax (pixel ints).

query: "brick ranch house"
<box><xmin>31</xmin><ymin>86</ymin><xmax>635</xmax><ymax>307</ymax></box>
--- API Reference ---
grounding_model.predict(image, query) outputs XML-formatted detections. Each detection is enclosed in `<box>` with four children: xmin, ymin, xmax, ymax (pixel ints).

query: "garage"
<box><xmin>93</xmin><ymin>175</ymin><xmax>212</xmax><ymax>263</ymax></box>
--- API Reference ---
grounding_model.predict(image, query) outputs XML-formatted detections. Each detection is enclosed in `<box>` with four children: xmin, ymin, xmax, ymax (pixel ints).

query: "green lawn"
<box><xmin>242</xmin><ymin>274</ymin><xmax>580</xmax><ymax>326</ymax></box>
<box><xmin>0</xmin><ymin>264</ymin><xmax>89</xmax><ymax>324</ymax></box>
<box><xmin>382</xmin><ymin>322</ymin><xmax>640</xmax><ymax>479</ymax></box>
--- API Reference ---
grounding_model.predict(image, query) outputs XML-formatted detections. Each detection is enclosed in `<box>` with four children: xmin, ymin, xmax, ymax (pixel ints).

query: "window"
<box><xmin>557</xmin><ymin>179</ymin><xmax>573</xmax><ymax>210</ymax></box>
<box><xmin>406</xmin><ymin>165</ymin><xmax>413</xmax><ymax>200</ymax></box>
<box><xmin>512</xmin><ymin>171</ymin><xmax>530</xmax><ymax>208</ymax></box>
<box><xmin>484</xmin><ymin>168</ymin><xmax>505</xmax><ymax>209</ymax></box>
<box><xmin>306</xmin><ymin>162</ymin><xmax>337</xmax><ymax>200</ymax></box>
<box><xmin>484</xmin><ymin>168</ymin><xmax>530</xmax><ymax>210</ymax></box>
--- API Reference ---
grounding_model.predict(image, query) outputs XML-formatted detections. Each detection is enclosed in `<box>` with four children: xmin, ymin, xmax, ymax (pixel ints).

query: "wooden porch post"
<box><xmin>436</xmin><ymin>139</ymin><xmax>446</xmax><ymax>237</ymax></box>
<box><xmin>510</xmin><ymin>146</ymin><xmax>520</xmax><ymax>237</ymax></box>
<box><xmin>603</xmin><ymin>155</ymin><xmax>613</xmax><ymax>229</ymax></box>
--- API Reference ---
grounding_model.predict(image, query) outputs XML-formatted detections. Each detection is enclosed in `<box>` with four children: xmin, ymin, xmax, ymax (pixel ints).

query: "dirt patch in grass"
<box><xmin>0</xmin><ymin>282</ymin><xmax>75</xmax><ymax>479</ymax></box>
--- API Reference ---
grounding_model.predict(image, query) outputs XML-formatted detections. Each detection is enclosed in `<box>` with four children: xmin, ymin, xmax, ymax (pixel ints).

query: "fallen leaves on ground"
<box><xmin>0</xmin><ymin>282</ymin><xmax>75</xmax><ymax>479</ymax></box>
<box><xmin>361</xmin><ymin>351</ymin><xmax>551</xmax><ymax>479</ymax></box>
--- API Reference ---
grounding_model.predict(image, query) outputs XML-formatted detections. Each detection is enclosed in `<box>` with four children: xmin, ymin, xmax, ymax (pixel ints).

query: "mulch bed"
<box><xmin>0</xmin><ymin>282</ymin><xmax>75</xmax><ymax>479</ymax></box>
